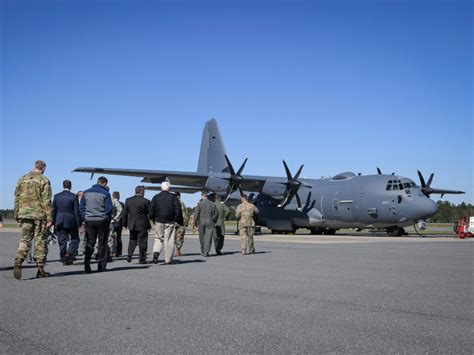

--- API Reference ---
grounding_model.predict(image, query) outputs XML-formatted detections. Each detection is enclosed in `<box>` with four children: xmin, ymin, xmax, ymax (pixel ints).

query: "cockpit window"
<box><xmin>386</xmin><ymin>179</ymin><xmax>403</xmax><ymax>191</ymax></box>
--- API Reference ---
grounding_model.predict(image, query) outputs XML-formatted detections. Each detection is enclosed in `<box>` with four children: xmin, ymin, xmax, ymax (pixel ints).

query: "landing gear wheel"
<box><xmin>387</xmin><ymin>227</ymin><xmax>405</xmax><ymax>237</ymax></box>
<box><xmin>323</xmin><ymin>228</ymin><xmax>336</xmax><ymax>235</ymax></box>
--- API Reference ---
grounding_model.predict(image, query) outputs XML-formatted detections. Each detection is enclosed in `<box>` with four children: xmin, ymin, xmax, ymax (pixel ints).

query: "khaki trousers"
<box><xmin>240</xmin><ymin>226</ymin><xmax>255</xmax><ymax>254</ymax></box>
<box><xmin>153</xmin><ymin>223</ymin><xmax>176</xmax><ymax>263</ymax></box>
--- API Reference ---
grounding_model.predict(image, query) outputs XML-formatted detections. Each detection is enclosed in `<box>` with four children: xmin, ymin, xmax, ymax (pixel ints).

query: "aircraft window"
<box><xmin>411</xmin><ymin>182</ymin><xmax>417</xmax><ymax>188</ymax></box>
<box><xmin>393</xmin><ymin>184</ymin><xmax>399</xmax><ymax>190</ymax></box>
<box><xmin>403</xmin><ymin>183</ymin><xmax>411</xmax><ymax>188</ymax></box>
<box><xmin>406</xmin><ymin>189</ymin><xmax>411</xmax><ymax>195</ymax></box>
<box><xmin>386</xmin><ymin>184</ymin><xmax>392</xmax><ymax>190</ymax></box>
<box><xmin>399</xmin><ymin>183</ymin><xmax>404</xmax><ymax>190</ymax></box>
<box><xmin>388</xmin><ymin>180</ymin><xmax>393</xmax><ymax>184</ymax></box>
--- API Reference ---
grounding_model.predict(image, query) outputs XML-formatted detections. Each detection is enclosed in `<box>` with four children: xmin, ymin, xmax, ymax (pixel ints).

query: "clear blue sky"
<box><xmin>1</xmin><ymin>0</ymin><xmax>472</xmax><ymax>209</ymax></box>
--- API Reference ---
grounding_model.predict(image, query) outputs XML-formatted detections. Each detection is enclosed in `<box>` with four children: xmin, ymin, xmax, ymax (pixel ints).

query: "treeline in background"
<box><xmin>431</xmin><ymin>201</ymin><xmax>473</xmax><ymax>223</ymax></box>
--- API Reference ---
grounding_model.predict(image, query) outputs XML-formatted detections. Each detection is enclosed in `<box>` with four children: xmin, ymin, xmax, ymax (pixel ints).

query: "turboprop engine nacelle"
<box><xmin>205</xmin><ymin>177</ymin><xmax>228</xmax><ymax>193</ymax></box>
<box><xmin>261</xmin><ymin>181</ymin><xmax>286</xmax><ymax>199</ymax></box>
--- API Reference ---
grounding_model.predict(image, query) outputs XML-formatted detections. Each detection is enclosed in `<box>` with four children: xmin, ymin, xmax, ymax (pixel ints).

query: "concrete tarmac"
<box><xmin>0</xmin><ymin>230</ymin><xmax>472</xmax><ymax>353</ymax></box>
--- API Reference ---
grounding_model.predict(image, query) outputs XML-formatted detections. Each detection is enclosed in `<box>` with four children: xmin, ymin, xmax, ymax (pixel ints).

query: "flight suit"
<box><xmin>235</xmin><ymin>201</ymin><xmax>259</xmax><ymax>255</ymax></box>
<box><xmin>215</xmin><ymin>201</ymin><xmax>230</xmax><ymax>253</ymax></box>
<box><xmin>194</xmin><ymin>199</ymin><xmax>218</xmax><ymax>256</ymax></box>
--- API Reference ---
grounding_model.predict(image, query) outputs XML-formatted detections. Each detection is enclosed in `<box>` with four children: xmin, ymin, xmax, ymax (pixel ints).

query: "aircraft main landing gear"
<box><xmin>310</xmin><ymin>227</ymin><xmax>337</xmax><ymax>235</ymax></box>
<box><xmin>386</xmin><ymin>227</ymin><xmax>406</xmax><ymax>236</ymax></box>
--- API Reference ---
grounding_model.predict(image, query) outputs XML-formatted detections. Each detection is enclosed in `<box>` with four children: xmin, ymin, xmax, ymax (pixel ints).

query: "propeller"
<box><xmin>277</xmin><ymin>160</ymin><xmax>312</xmax><ymax>211</ymax></box>
<box><xmin>223</xmin><ymin>155</ymin><xmax>247</xmax><ymax>202</ymax></box>
<box><xmin>416</xmin><ymin>170</ymin><xmax>464</xmax><ymax>198</ymax></box>
<box><xmin>417</xmin><ymin>170</ymin><xmax>436</xmax><ymax>197</ymax></box>
<box><xmin>302</xmin><ymin>191</ymin><xmax>316</xmax><ymax>214</ymax></box>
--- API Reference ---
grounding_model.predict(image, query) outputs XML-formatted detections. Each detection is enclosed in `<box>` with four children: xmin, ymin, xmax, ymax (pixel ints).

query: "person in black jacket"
<box><xmin>123</xmin><ymin>186</ymin><xmax>151</xmax><ymax>264</ymax></box>
<box><xmin>52</xmin><ymin>180</ymin><xmax>82</xmax><ymax>265</ymax></box>
<box><xmin>148</xmin><ymin>182</ymin><xmax>183</xmax><ymax>264</ymax></box>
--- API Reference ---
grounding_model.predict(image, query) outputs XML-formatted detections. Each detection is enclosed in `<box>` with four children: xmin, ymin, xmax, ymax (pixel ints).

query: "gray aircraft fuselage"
<box><xmin>257</xmin><ymin>174</ymin><xmax>437</xmax><ymax>232</ymax></box>
<box><xmin>212</xmin><ymin>171</ymin><xmax>438</xmax><ymax>233</ymax></box>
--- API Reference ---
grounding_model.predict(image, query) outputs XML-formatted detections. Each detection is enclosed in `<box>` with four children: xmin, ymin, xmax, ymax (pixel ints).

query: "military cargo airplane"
<box><xmin>74</xmin><ymin>119</ymin><xmax>464</xmax><ymax>236</ymax></box>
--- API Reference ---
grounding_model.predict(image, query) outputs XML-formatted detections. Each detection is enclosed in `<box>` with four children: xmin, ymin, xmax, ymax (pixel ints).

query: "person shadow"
<box><xmin>21</xmin><ymin>265</ymin><xmax>151</xmax><ymax>280</ymax></box>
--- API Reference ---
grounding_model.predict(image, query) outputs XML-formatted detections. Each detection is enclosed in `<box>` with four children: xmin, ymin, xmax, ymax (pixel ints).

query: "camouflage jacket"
<box><xmin>235</xmin><ymin>201</ymin><xmax>259</xmax><ymax>227</ymax></box>
<box><xmin>14</xmin><ymin>171</ymin><xmax>53</xmax><ymax>222</ymax></box>
<box><xmin>180</xmin><ymin>201</ymin><xmax>189</xmax><ymax>227</ymax></box>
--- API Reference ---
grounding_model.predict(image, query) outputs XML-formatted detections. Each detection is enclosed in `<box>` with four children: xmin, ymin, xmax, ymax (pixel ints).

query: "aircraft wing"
<box><xmin>73</xmin><ymin>167</ymin><xmax>209</xmax><ymax>187</ymax></box>
<box><xmin>143</xmin><ymin>185</ymin><xmax>203</xmax><ymax>194</ymax></box>
<box><xmin>73</xmin><ymin>168</ymin><xmax>270</xmax><ymax>193</ymax></box>
<box><xmin>240</xmin><ymin>175</ymin><xmax>269</xmax><ymax>192</ymax></box>
<box><xmin>428</xmin><ymin>188</ymin><xmax>465</xmax><ymax>195</ymax></box>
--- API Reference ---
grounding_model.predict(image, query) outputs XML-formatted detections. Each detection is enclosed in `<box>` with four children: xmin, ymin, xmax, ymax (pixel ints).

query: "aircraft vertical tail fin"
<box><xmin>197</xmin><ymin>119</ymin><xmax>228</xmax><ymax>173</ymax></box>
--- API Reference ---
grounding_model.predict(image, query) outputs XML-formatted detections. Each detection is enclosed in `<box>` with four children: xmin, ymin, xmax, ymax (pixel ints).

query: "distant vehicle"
<box><xmin>74</xmin><ymin>119</ymin><xmax>464</xmax><ymax>236</ymax></box>
<box><xmin>0</xmin><ymin>214</ymin><xmax>3</xmax><ymax>228</ymax></box>
<box><xmin>454</xmin><ymin>215</ymin><xmax>473</xmax><ymax>239</ymax></box>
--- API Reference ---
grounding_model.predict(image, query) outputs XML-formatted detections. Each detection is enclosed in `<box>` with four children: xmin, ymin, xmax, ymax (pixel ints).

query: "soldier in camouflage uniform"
<box><xmin>214</xmin><ymin>194</ymin><xmax>230</xmax><ymax>255</ymax></box>
<box><xmin>235</xmin><ymin>195</ymin><xmax>259</xmax><ymax>255</ymax></box>
<box><xmin>13</xmin><ymin>160</ymin><xmax>54</xmax><ymax>279</ymax></box>
<box><xmin>174</xmin><ymin>192</ymin><xmax>188</xmax><ymax>257</ymax></box>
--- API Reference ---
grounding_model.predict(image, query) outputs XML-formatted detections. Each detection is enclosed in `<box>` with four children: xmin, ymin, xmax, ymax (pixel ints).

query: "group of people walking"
<box><xmin>12</xmin><ymin>160</ymin><xmax>260</xmax><ymax>280</ymax></box>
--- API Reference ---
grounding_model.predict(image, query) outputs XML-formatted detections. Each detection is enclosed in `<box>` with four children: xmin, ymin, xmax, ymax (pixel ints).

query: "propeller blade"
<box><xmin>277</xmin><ymin>194</ymin><xmax>291</xmax><ymax>208</ymax></box>
<box><xmin>278</xmin><ymin>189</ymin><xmax>296</xmax><ymax>208</ymax></box>
<box><xmin>224</xmin><ymin>155</ymin><xmax>236</xmax><ymax>176</ymax></box>
<box><xmin>417</xmin><ymin>170</ymin><xmax>426</xmax><ymax>187</ymax></box>
<box><xmin>294</xmin><ymin>164</ymin><xmax>304</xmax><ymax>180</ymax></box>
<box><xmin>236</xmin><ymin>158</ymin><xmax>248</xmax><ymax>176</ymax></box>
<box><xmin>377</xmin><ymin>167</ymin><xmax>382</xmax><ymax>175</ymax></box>
<box><xmin>282</xmin><ymin>160</ymin><xmax>293</xmax><ymax>180</ymax></box>
<box><xmin>426</xmin><ymin>173</ymin><xmax>434</xmax><ymax>188</ymax></box>
<box><xmin>295</xmin><ymin>193</ymin><xmax>302</xmax><ymax>211</ymax></box>
<box><xmin>304</xmin><ymin>192</ymin><xmax>312</xmax><ymax>209</ymax></box>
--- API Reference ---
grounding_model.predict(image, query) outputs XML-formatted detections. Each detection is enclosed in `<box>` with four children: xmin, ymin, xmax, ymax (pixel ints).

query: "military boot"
<box><xmin>176</xmin><ymin>248</ymin><xmax>182</xmax><ymax>257</ymax></box>
<box><xmin>36</xmin><ymin>266</ymin><xmax>50</xmax><ymax>278</ymax></box>
<box><xmin>153</xmin><ymin>252</ymin><xmax>159</xmax><ymax>264</ymax></box>
<box><xmin>13</xmin><ymin>260</ymin><xmax>22</xmax><ymax>280</ymax></box>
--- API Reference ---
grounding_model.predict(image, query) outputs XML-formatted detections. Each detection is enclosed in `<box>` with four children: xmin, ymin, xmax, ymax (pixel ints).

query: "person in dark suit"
<box><xmin>53</xmin><ymin>180</ymin><xmax>82</xmax><ymax>265</ymax></box>
<box><xmin>123</xmin><ymin>186</ymin><xmax>151</xmax><ymax>264</ymax></box>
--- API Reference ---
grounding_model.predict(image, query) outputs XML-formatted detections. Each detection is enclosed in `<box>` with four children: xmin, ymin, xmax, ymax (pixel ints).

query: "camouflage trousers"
<box><xmin>239</xmin><ymin>226</ymin><xmax>255</xmax><ymax>254</ymax></box>
<box><xmin>15</xmin><ymin>219</ymin><xmax>48</xmax><ymax>266</ymax></box>
<box><xmin>175</xmin><ymin>225</ymin><xmax>185</xmax><ymax>250</ymax></box>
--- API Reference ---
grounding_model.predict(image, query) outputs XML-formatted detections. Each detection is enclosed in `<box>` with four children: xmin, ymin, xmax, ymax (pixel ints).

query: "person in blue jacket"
<box><xmin>79</xmin><ymin>176</ymin><xmax>112</xmax><ymax>273</ymax></box>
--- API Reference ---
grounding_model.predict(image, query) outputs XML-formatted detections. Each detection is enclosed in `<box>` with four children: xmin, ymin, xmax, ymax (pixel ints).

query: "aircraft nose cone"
<box><xmin>422</xmin><ymin>198</ymin><xmax>438</xmax><ymax>219</ymax></box>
